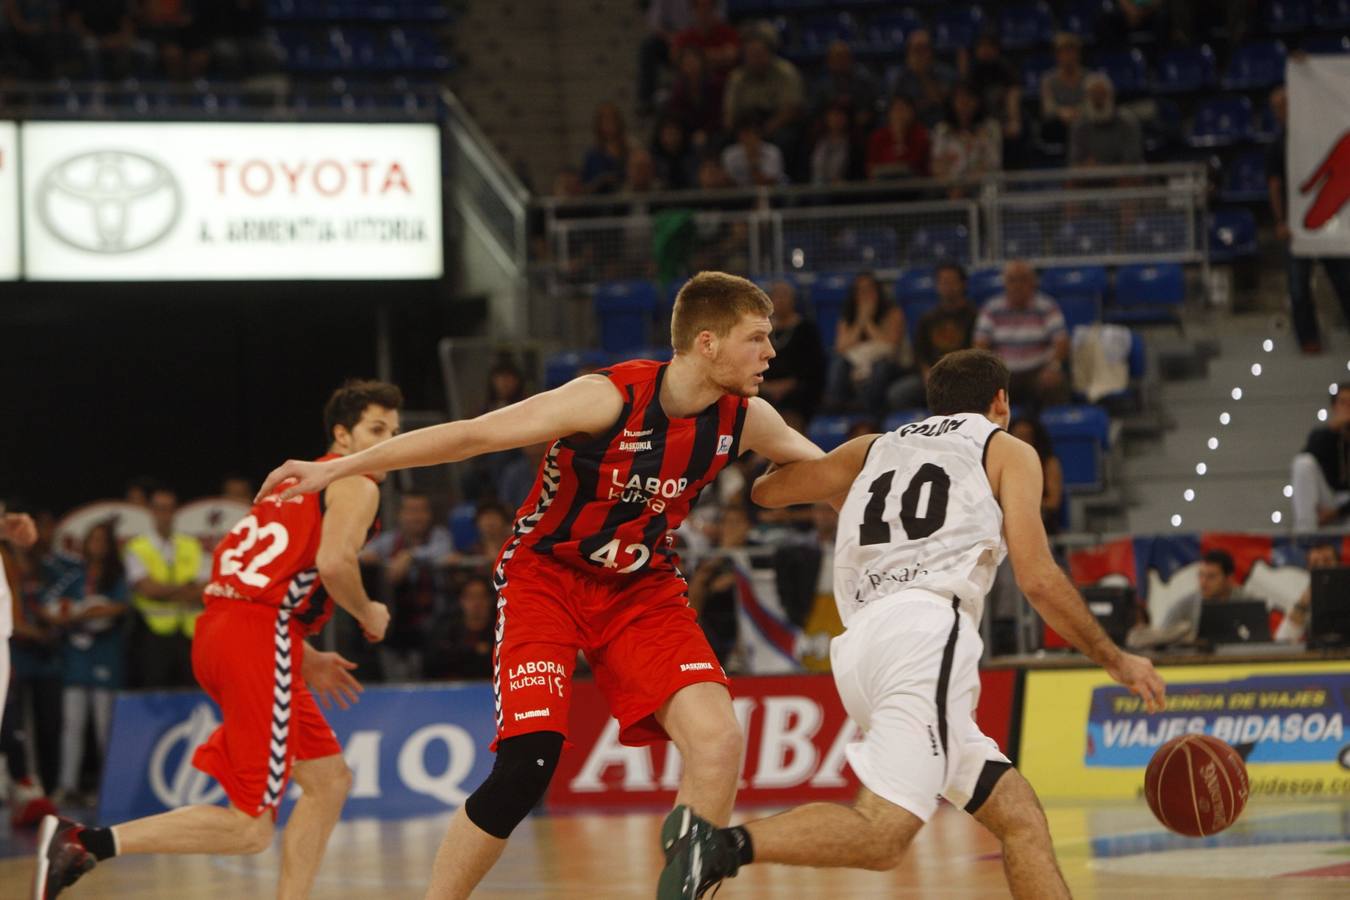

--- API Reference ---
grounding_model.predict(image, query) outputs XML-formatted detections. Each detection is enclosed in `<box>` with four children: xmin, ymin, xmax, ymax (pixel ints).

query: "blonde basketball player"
<box><xmin>658</xmin><ymin>348</ymin><xmax>1166</xmax><ymax>899</ymax></box>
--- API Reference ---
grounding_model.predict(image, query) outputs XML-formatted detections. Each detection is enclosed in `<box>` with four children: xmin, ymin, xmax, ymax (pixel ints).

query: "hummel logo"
<box><xmin>623</xmin><ymin>428</ymin><xmax>654</xmax><ymax>438</ymax></box>
<box><xmin>514</xmin><ymin>708</ymin><xmax>551</xmax><ymax>722</ymax></box>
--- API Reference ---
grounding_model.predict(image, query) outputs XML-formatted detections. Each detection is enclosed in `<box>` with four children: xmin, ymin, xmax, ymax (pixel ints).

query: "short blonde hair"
<box><xmin>670</xmin><ymin>271</ymin><xmax>773</xmax><ymax>352</ymax></box>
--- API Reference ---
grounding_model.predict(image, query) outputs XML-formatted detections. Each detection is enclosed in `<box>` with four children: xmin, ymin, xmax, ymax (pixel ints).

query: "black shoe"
<box><xmin>31</xmin><ymin>815</ymin><xmax>97</xmax><ymax>900</ymax></box>
<box><xmin>657</xmin><ymin>805</ymin><xmax>739</xmax><ymax>899</ymax></box>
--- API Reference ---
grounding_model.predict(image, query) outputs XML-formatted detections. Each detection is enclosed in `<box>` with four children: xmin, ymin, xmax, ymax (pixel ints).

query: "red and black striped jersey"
<box><xmin>204</xmin><ymin>453</ymin><xmax>379</xmax><ymax>636</ymax></box>
<box><xmin>506</xmin><ymin>360</ymin><xmax>749</xmax><ymax>579</ymax></box>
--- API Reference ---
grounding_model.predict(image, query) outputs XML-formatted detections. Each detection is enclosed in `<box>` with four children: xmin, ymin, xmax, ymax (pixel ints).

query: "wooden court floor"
<box><xmin>2</xmin><ymin>798</ymin><xmax>1347</xmax><ymax>898</ymax></box>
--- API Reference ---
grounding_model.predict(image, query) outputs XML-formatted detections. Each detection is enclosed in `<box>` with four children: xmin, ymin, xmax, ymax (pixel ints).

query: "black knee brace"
<box><xmin>963</xmin><ymin>760</ymin><xmax>1013</xmax><ymax>815</ymax></box>
<box><xmin>464</xmin><ymin>731</ymin><xmax>564</xmax><ymax>839</ymax></box>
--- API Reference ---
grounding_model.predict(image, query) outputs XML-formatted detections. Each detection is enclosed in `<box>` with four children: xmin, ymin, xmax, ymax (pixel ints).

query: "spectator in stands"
<box><xmin>666</xmin><ymin>45</ymin><xmax>724</xmax><ymax>148</ymax></box>
<box><xmin>426</xmin><ymin>575</ymin><xmax>495</xmax><ymax>680</ymax></box>
<box><xmin>636</xmin><ymin>0</ymin><xmax>692</xmax><ymax>115</ymax></box>
<box><xmin>219</xmin><ymin>475</ymin><xmax>252</xmax><ymax>504</ymax></box>
<box><xmin>125</xmin><ymin>484</ymin><xmax>209</xmax><ymax>688</ymax></box>
<box><xmin>184</xmin><ymin>0</ymin><xmax>272</xmax><ymax>79</ymax></box>
<box><xmin>887</xmin><ymin>29</ymin><xmax>955</xmax><ymax>129</ymax></box>
<box><xmin>581</xmin><ymin>102</ymin><xmax>632</xmax><ymax>195</ymax></box>
<box><xmin>551</xmin><ymin>166</ymin><xmax>584</xmax><ymax>199</ymax></box>
<box><xmin>1101</xmin><ymin>0</ymin><xmax>1169</xmax><ymax>45</ymax></box>
<box><xmin>1040</xmin><ymin>33</ymin><xmax>1087</xmax><ymax>147</ymax></box>
<box><xmin>1153</xmin><ymin>550</ymin><xmax>1252</xmax><ymax>646</ymax></box>
<box><xmin>463</xmin><ymin>358</ymin><xmax>529</xmax><ymax>503</ymax></box>
<box><xmin>1069</xmin><ymin>73</ymin><xmax>1142</xmax><ymax>168</ymax></box>
<box><xmin>975</xmin><ymin>260</ymin><xmax>1070</xmax><ymax>409</ymax></box>
<box><xmin>809</xmin><ymin>39</ymin><xmax>879</xmax><ymax>131</ymax></box>
<box><xmin>2</xmin><ymin>0</ymin><xmax>68</xmax><ymax>77</ymax></box>
<box><xmin>930</xmin><ymin>81</ymin><xmax>1002</xmax><ymax>193</ymax></box>
<box><xmin>471</xmin><ymin>501</ymin><xmax>513</xmax><ymax>559</ymax></box>
<box><xmin>361</xmin><ymin>492</ymin><xmax>453</xmax><ymax>681</ymax></box>
<box><xmin>137</xmin><ymin>0</ymin><xmax>190</xmax><ymax>79</ymax></box>
<box><xmin>721</xmin><ymin>114</ymin><xmax>787</xmax><ymax>187</ymax></box>
<box><xmin>10</xmin><ymin>510</ymin><xmax>68</xmax><ymax>796</ymax></box>
<box><xmin>1266</xmin><ymin>85</ymin><xmax>1350</xmax><ymax>356</ymax></box>
<box><xmin>625</xmin><ymin>147</ymin><xmax>659</xmax><ymax>193</ymax></box>
<box><xmin>696</xmin><ymin>153</ymin><xmax>734</xmax><ymax>189</ymax></box>
<box><xmin>67</xmin><ymin>0</ymin><xmax>153</xmax><ymax>78</ymax></box>
<box><xmin>963</xmin><ymin>31</ymin><xmax>1023</xmax><ymax>155</ymax></box>
<box><xmin>48</xmin><ymin>521</ymin><xmax>128</xmax><ymax>806</ymax></box>
<box><xmin>866</xmin><ymin>93</ymin><xmax>930</xmax><ymax>180</ymax></box>
<box><xmin>761</xmin><ymin>280</ymin><xmax>826</xmax><ymax>422</ymax></box>
<box><xmin>673</xmin><ymin>0</ymin><xmax>739</xmax><ymax>78</ymax></box>
<box><xmin>651</xmin><ymin>116</ymin><xmax>698</xmax><ymax>190</ymax></box>
<box><xmin>722</xmin><ymin>24</ymin><xmax>804</xmax><ymax>162</ymax></box>
<box><xmin>1291</xmin><ymin>381</ymin><xmax>1350</xmax><ymax>532</ymax></box>
<box><xmin>1275</xmin><ymin>542</ymin><xmax>1339</xmax><ymax>644</ymax></box>
<box><xmin>688</xmin><ymin>504</ymin><xmax>752</xmax><ymax>666</ymax></box>
<box><xmin>825</xmin><ymin>272</ymin><xmax>912</xmax><ymax>415</ymax></box>
<box><xmin>811</xmin><ymin>102</ymin><xmax>862</xmax><ymax>185</ymax></box>
<box><xmin>1009</xmin><ymin>416</ymin><xmax>1065</xmax><ymax>535</ymax></box>
<box><xmin>908</xmin><ymin>260</ymin><xmax>977</xmax><ymax>395</ymax></box>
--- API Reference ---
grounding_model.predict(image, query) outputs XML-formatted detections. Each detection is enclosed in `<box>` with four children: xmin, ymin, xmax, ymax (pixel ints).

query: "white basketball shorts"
<box><xmin>830</xmin><ymin>588</ymin><xmax>1010</xmax><ymax>821</ymax></box>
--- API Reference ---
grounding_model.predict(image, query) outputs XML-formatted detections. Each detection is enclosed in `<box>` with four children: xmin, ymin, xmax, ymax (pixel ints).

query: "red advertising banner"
<box><xmin>546</xmin><ymin>670</ymin><xmax>1017</xmax><ymax>811</ymax></box>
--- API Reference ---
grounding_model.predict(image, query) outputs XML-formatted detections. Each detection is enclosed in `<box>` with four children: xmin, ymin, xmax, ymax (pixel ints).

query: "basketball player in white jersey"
<box><xmin>659</xmin><ymin>349</ymin><xmax>1166</xmax><ymax>900</ymax></box>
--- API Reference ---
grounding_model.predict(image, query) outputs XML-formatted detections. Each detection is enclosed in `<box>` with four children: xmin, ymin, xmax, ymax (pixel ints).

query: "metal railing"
<box><xmin>536</xmin><ymin>163</ymin><xmax>1209</xmax><ymax>295</ymax></box>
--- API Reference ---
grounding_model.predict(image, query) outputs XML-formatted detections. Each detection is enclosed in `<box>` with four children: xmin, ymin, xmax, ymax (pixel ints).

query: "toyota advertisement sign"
<box><xmin>20</xmin><ymin>121</ymin><xmax>443</xmax><ymax>280</ymax></box>
<box><xmin>0</xmin><ymin>122</ymin><xmax>17</xmax><ymax>280</ymax></box>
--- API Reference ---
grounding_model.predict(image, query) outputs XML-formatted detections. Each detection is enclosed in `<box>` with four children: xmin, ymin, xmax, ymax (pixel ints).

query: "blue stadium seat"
<box><xmin>838</xmin><ymin>226</ymin><xmax>899</xmax><ymax>268</ymax></box>
<box><xmin>1125</xmin><ymin>211</ymin><xmax>1191</xmax><ymax>254</ymax></box>
<box><xmin>594</xmin><ymin>280</ymin><xmax>658</xmax><ymax>354</ymax></box>
<box><xmin>1042</xmin><ymin>404</ymin><xmax>1111</xmax><ymax>491</ymax></box>
<box><xmin>1056</xmin><ymin>293</ymin><xmax>1103</xmax><ymax>332</ymax></box>
<box><xmin>1219</xmin><ymin>149</ymin><xmax>1269</xmax><ymax>202</ymax></box>
<box><xmin>1041</xmin><ymin>264</ymin><xmax>1108</xmax><ymax>299</ymax></box>
<box><xmin>1021</xmin><ymin>52</ymin><xmax>1056</xmax><ymax>95</ymax></box>
<box><xmin>1107</xmin><ymin>262</ymin><xmax>1185</xmax><ymax>324</ymax></box>
<box><xmin>968</xmin><ymin>267</ymin><xmax>1004</xmax><ymax>304</ymax></box>
<box><xmin>883</xmin><ymin>410</ymin><xmax>928</xmax><ymax>432</ymax></box>
<box><xmin>932</xmin><ymin>6</ymin><xmax>984</xmax><ymax>52</ymax></box>
<box><xmin>1053</xmin><ymin>216</ymin><xmax>1116</xmax><ymax>256</ymax></box>
<box><xmin>907</xmin><ymin>225</ymin><xmax>971</xmax><ymax>265</ymax></box>
<box><xmin>1263</xmin><ymin>0</ymin><xmax>1312</xmax><ymax>32</ymax></box>
<box><xmin>865</xmin><ymin>10</ymin><xmax>925</xmax><ymax>55</ymax></box>
<box><xmin>1209</xmin><ymin>208</ymin><xmax>1258</xmax><ymax>262</ymax></box>
<box><xmin>1093</xmin><ymin>48</ymin><xmax>1149</xmax><ymax>96</ymax></box>
<box><xmin>1222</xmin><ymin>41</ymin><xmax>1286</xmax><ymax>90</ymax></box>
<box><xmin>448</xmin><ymin>503</ymin><xmax>479</xmax><ymax>551</ymax></box>
<box><xmin>1153</xmin><ymin>45</ymin><xmax>1217</xmax><ymax>94</ymax></box>
<box><xmin>1128</xmin><ymin>330</ymin><xmax>1147</xmax><ymax>380</ymax></box>
<box><xmin>895</xmin><ymin>267</ymin><xmax>938</xmax><ymax>304</ymax></box>
<box><xmin>1001</xmin><ymin>217</ymin><xmax>1044</xmax><ymax>258</ymax></box>
<box><xmin>808</xmin><ymin>414</ymin><xmax>872</xmax><ymax>452</ymax></box>
<box><xmin>1252</xmin><ymin>102</ymin><xmax>1280</xmax><ymax>142</ymax></box>
<box><xmin>1314</xmin><ymin>0</ymin><xmax>1350</xmax><ymax>27</ymax></box>
<box><xmin>999</xmin><ymin>3</ymin><xmax>1055</xmax><ymax>50</ymax></box>
<box><xmin>543</xmin><ymin>349</ymin><xmax>611</xmax><ymax>389</ymax></box>
<box><xmin>1299</xmin><ymin>33</ymin><xmax>1350</xmax><ymax>54</ymax></box>
<box><xmin>1061</xmin><ymin>0</ymin><xmax>1108</xmax><ymax>43</ymax></box>
<box><xmin>797</xmin><ymin>12</ymin><xmax>857</xmax><ymax>57</ymax></box>
<box><xmin>811</xmin><ymin>272</ymin><xmax>854</xmax><ymax>349</ymax></box>
<box><xmin>1188</xmin><ymin>96</ymin><xmax>1253</xmax><ymax>147</ymax></box>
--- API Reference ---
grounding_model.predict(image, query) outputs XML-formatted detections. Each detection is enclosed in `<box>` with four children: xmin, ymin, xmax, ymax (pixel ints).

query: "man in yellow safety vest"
<box><xmin>124</xmin><ymin>484</ymin><xmax>210</xmax><ymax>688</ymax></box>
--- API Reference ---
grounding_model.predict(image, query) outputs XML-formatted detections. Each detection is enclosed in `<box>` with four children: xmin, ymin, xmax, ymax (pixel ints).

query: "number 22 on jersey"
<box><xmin>218</xmin><ymin>515</ymin><xmax>290</xmax><ymax>587</ymax></box>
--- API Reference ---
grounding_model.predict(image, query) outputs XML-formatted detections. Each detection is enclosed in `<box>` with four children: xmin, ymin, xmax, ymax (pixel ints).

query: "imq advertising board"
<box><xmin>21</xmin><ymin>121</ymin><xmax>442</xmax><ymax>280</ymax></box>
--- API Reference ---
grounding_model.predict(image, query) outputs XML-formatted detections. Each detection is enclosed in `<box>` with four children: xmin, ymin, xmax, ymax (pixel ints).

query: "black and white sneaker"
<box><xmin>657</xmin><ymin>804</ymin><xmax>739</xmax><ymax>900</ymax></box>
<box><xmin>31</xmin><ymin>815</ymin><xmax>96</xmax><ymax>900</ymax></box>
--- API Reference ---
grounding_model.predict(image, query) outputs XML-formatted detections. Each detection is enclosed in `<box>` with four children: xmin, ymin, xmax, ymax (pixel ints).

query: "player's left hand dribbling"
<box><xmin>1109</xmin><ymin>652</ymin><xmax>1167</xmax><ymax>713</ymax></box>
<box><xmin>306</xmin><ymin>650</ymin><xmax>363</xmax><ymax>710</ymax></box>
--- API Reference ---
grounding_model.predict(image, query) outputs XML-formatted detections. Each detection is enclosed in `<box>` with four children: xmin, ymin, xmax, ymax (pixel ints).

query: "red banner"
<box><xmin>546</xmin><ymin>670</ymin><xmax>1017</xmax><ymax>811</ymax></box>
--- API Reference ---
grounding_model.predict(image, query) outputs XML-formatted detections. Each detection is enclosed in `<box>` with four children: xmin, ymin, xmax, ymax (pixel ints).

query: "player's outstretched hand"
<box><xmin>256</xmin><ymin>458</ymin><xmax>341</xmax><ymax>502</ymax></box>
<box><xmin>1107</xmin><ymin>652</ymin><xmax>1166</xmax><ymax>713</ymax></box>
<box><xmin>1</xmin><ymin>513</ymin><xmax>38</xmax><ymax>548</ymax></box>
<box><xmin>360</xmin><ymin>601</ymin><xmax>391</xmax><ymax>643</ymax></box>
<box><xmin>306</xmin><ymin>650</ymin><xmax>364</xmax><ymax>710</ymax></box>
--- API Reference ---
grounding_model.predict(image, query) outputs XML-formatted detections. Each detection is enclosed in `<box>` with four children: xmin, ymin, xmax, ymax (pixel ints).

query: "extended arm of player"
<box><xmin>315</xmin><ymin>476</ymin><xmax>387</xmax><ymax>639</ymax></box>
<box><xmin>991</xmin><ymin>432</ymin><xmax>1167</xmax><ymax>711</ymax></box>
<box><xmin>257</xmin><ymin>376</ymin><xmax>625</xmax><ymax>501</ymax></box>
<box><xmin>739</xmin><ymin>397</ymin><xmax>828</xmax><ymax>467</ymax></box>
<box><xmin>750</xmin><ymin>434</ymin><xmax>879</xmax><ymax>509</ymax></box>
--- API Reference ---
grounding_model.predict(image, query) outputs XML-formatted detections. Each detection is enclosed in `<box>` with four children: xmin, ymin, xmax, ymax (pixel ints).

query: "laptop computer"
<box><xmin>1082</xmin><ymin>586</ymin><xmax>1137</xmax><ymax>645</ymax></box>
<box><xmin>1197</xmin><ymin>600</ymin><xmax>1272</xmax><ymax>646</ymax></box>
<box><xmin>1309</xmin><ymin>567</ymin><xmax>1350</xmax><ymax>648</ymax></box>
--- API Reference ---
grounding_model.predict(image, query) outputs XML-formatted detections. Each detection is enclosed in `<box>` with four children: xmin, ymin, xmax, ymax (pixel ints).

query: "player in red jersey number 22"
<box><xmin>33</xmin><ymin>380</ymin><xmax>404</xmax><ymax>900</ymax></box>
<box><xmin>256</xmin><ymin>272</ymin><xmax>826</xmax><ymax>899</ymax></box>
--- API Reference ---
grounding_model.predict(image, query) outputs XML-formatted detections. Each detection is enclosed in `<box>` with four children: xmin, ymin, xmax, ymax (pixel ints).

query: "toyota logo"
<box><xmin>37</xmin><ymin>149</ymin><xmax>181</xmax><ymax>254</ymax></box>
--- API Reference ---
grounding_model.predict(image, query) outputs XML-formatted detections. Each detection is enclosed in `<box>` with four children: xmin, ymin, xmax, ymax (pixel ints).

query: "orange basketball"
<box><xmin>1144</xmin><ymin>734</ymin><xmax>1250</xmax><ymax>837</ymax></box>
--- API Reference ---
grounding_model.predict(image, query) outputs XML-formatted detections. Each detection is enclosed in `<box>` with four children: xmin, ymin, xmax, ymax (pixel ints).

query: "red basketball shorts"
<box><xmin>491</xmin><ymin>547</ymin><xmax>728</xmax><ymax>749</ymax></box>
<box><xmin>191</xmin><ymin>601</ymin><xmax>341</xmax><ymax>818</ymax></box>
